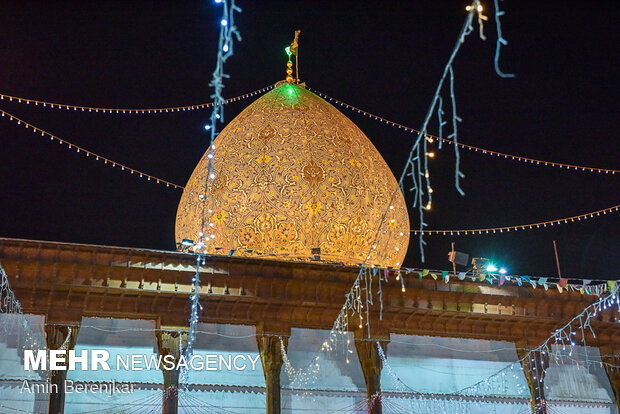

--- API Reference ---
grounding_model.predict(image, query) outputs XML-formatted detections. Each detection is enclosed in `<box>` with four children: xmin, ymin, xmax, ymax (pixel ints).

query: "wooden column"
<box><xmin>156</xmin><ymin>331</ymin><xmax>187</xmax><ymax>414</ymax></box>
<box><xmin>44</xmin><ymin>325</ymin><xmax>79</xmax><ymax>414</ymax></box>
<box><xmin>355</xmin><ymin>339</ymin><xmax>388</xmax><ymax>414</ymax></box>
<box><xmin>599</xmin><ymin>345</ymin><xmax>620</xmax><ymax>409</ymax></box>
<box><xmin>517</xmin><ymin>344</ymin><xmax>549</xmax><ymax>414</ymax></box>
<box><xmin>256</xmin><ymin>335</ymin><xmax>288</xmax><ymax>414</ymax></box>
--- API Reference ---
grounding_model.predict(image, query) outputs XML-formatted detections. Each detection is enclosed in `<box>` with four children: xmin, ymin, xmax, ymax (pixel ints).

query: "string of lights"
<box><xmin>410</xmin><ymin>203</ymin><xmax>620</xmax><ymax>235</ymax></box>
<box><xmin>0</xmin><ymin>263</ymin><xmax>47</xmax><ymax>369</ymax></box>
<box><xmin>1</xmin><ymin>82</ymin><xmax>273</xmax><ymax>191</ymax></box>
<box><xmin>0</xmin><ymin>84</ymin><xmax>275</xmax><ymax>114</ymax></box>
<box><xmin>455</xmin><ymin>286</ymin><xmax>620</xmax><ymax>409</ymax></box>
<box><xmin>307</xmin><ymin>88</ymin><xmax>620</xmax><ymax>175</ymax></box>
<box><xmin>0</xmin><ymin>263</ymin><xmax>22</xmax><ymax>315</ymax></box>
<box><xmin>181</xmin><ymin>0</ymin><xmax>242</xmax><ymax>390</ymax></box>
<box><xmin>179</xmin><ymin>255</ymin><xmax>204</xmax><ymax>389</ymax></box>
<box><xmin>0</xmin><ymin>107</ymin><xmax>185</xmax><ymax>189</ymax></box>
<box><xmin>287</xmin><ymin>4</ymin><xmax>503</xmax><ymax>379</ymax></box>
<box><xmin>375</xmin><ymin>286</ymin><xmax>620</xmax><ymax>410</ymax></box>
<box><xmin>307</xmin><ymin>2</ymin><xmax>491</xmax><ymax>378</ymax></box>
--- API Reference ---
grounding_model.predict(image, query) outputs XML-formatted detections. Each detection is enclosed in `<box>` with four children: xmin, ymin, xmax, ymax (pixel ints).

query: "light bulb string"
<box><xmin>0</xmin><ymin>84</ymin><xmax>275</xmax><ymax>114</ymax></box>
<box><xmin>455</xmin><ymin>285</ymin><xmax>620</xmax><ymax>396</ymax></box>
<box><xmin>307</xmin><ymin>88</ymin><xmax>619</xmax><ymax>175</ymax></box>
<box><xmin>410</xmin><ymin>204</ymin><xmax>620</xmax><ymax>235</ymax></box>
<box><xmin>0</xmin><ymin>107</ymin><xmax>185</xmax><ymax>189</ymax></box>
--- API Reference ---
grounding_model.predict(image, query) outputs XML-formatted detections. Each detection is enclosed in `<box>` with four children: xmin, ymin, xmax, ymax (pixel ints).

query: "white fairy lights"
<box><xmin>180</xmin><ymin>0</ymin><xmax>241</xmax><ymax>389</ymax></box>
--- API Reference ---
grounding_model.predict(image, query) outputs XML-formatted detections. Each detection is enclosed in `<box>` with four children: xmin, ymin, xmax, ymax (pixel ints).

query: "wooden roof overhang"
<box><xmin>1</xmin><ymin>237</ymin><xmax>618</xmax><ymax>350</ymax></box>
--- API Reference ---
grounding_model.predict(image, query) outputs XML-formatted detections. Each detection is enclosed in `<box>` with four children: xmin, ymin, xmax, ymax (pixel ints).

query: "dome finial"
<box><xmin>285</xmin><ymin>30</ymin><xmax>301</xmax><ymax>84</ymax></box>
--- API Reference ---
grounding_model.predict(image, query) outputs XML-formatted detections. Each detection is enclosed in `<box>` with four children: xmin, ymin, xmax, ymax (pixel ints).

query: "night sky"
<box><xmin>0</xmin><ymin>1</ymin><xmax>618</xmax><ymax>280</ymax></box>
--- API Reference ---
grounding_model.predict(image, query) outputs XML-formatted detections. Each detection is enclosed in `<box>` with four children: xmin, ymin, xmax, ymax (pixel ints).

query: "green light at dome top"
<box><xmin>285</xmin><ymin>46</ymin><xmax>292</xmax><ymax>57</ymax></box>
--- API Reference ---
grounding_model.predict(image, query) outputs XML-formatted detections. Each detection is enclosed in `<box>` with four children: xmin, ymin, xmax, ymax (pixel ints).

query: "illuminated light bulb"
<box><xmin>215</xmin><ymin>113</ymin><xmax>221</xmax><ymax>119</ymax></box>
<box><xmin>209</xmin><ymin>173</ymin><xmax>216</xmax><ymax>179</ymax></box>
<box><xmin>221</xmin><ymin>19</ymin><xmax>228</xmax><ymax>26</ymax></box>
<box><xmin>223</xmin><ymin>44</ymin><xmax>229</xmax><ymax>52</ymax></box>
<box><xmin>425</xmin><ymin>202</ymin><xmax>432</xmax><ymax>210</ymax></box>
<box><xmin>210</xmin><ymin>234</ymin><xmax>215</xmax><ymax>239</ymax></box>
<box><xmin>428</xmin><ymin>187</ymin><xmax>433</xmax><ymax>193</ymax></box>
<box><xmin>402</xmin><ymin>286</ymin><xmax>406</xmax><ymax>292</ymax></box>
<box><xmin>389</xmin><ymin>205</ymin><xmax>394</xmax><ymax>210</ymax></box>
<box><xmin>426</xmin><ymin>136</ymin><xmax>434</xmax><ymax>143</ymax></box>
<box><xmin>426</xmin><ymin>152</ymin><xmax>435</xmax><ymax>158</ymax></box>
<box><xmin>499</xmin><ymin>268</ymin><xmax>507</xmax><ymax>275</ymax></box>
<box><xmin>212</xmin><ymin>144</ymin><xmax>216</xmax><ymax>150</ymax></box>
<box><xmin>477</xmin><ymin>4</ymin><xmax>483</xmax><ymax>12</ymax></box>
<box><xmin>466</xmin><ymin>5</ymin><xmax>473</xmax><ymax>11</ymax></box>
<box><xmin>204</xmin><ymin>124</ymin><xmax>211</xmax><ymax>130</ymax></box>
<box><xmin>207</xmin><ymin>153</ymin><xmax>213</xmax><ymax>159</ymax></box>
<box><xmin>487</xmin><ymin>264</ymin><xmax>498</xmax><ymax>272</ymax></box>
<box><xmin>425</xmin><ymin>171</ymin><xmax>429</xmax><ymax>178</ymax></box>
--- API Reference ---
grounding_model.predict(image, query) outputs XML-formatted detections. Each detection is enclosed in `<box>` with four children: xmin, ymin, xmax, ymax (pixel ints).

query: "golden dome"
<box><xmin>175</xmin><ymin>82</ymin><xmax>409</xmax><ymax>267</ymax></box>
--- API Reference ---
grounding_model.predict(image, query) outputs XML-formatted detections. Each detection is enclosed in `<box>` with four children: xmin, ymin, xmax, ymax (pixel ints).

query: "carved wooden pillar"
<box><xmin>256</xmin><ymin>335</ymin><xmax>288</xmax><ymax>414</ymax></box>
<box><xmin>156</xmin><ymin>331</ymin><xmax>187</xmax><ymax>414</ymax></box>
<box><xmin>516</xmin><ymin>343</ymin><xmax>549</xmax><ymax>414</ymax></box>
<box><xmin>44</xmin><ymin>325</ymin><xmax>79</xmax><ymax>414</ymax></box>
<box><xmin>599</xmin><ymin>345</ymin><xmax>620</xmax><ymax>409</ymax></box>
<box><xmin>355</xmin><ymin>339</ymin><xmax>388</xmax><ymax>414</ymax></box>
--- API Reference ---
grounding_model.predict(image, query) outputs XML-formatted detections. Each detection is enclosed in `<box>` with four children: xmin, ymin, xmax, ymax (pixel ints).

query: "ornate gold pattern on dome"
<box><xmin>176</xmin><ymin>83</ymin><xmax>409</xmax><ymax>267</ymax></box>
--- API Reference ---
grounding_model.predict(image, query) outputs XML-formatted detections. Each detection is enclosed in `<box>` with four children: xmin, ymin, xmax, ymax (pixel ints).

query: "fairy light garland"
<box><xmin>181</xmin><ymin>0</ymin><xmax>241</xmax><ymax>390</ymax></box>
<box><xmin>194</xmin><ymin>0</ymin><xmax>241</xmax><ymax>252</ymax></box>
<box><xmin>308</xmin><ymin>88</ymin><xmax>619</xmax><ymax>175</ymax></box>
<box><xmin>179</xmin><ymin>255</ymin><xmax>204</xmax><ymax>388</ymax></box>
<box><xmin>0</xmin><ymin>263</ymin><xmax>22</xmax><ymax>315</ymax></box>
<box><xmin>0</xmin><ymin>263</ymin><xmax>47</xmax><ymax>372</ymax></box>
<box><xmin>280</xmin><ymin>337</ymin><xmax>321</xmax><ymax>389</ymax></box>
<box><xmin>457</xmin><ymin>286</ymin><xmax>620</xmax><ymax>408</ymax></box>
<box><xmin>281</xmin><ymin>1</ymin><xmax>504</xmax><ymax>388</ymax></box>
<box><xmin>325</xmin><ymin>1</ymin><xmax>489</xmax><ymax>349</ymax></box>
<box><xmin>0</xmin><ymin>108</ymin><xmax>184</xmax><ymax>189</ymax></box>
<box><xmin>410</xmin><ymin>203</ymin><xmax>620</xmax><ymax>235</ymax></box>
<box><xmin>376</xmin><ymin>286</ymin><xmax>620</xmax><ymax>409</ymax></box>
<box><xmin>0</xmin><ymin>84</ymin><xmax>275</xmax><ymax>114</ymax></box>
<box><xmin>0</xmin><ymin>85</ymin><xmax>274</xmax><ymax>191</ymax></box>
